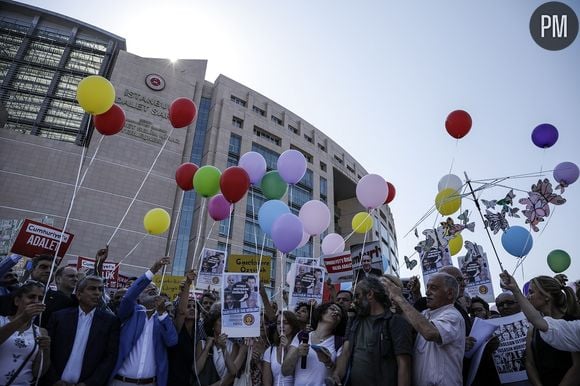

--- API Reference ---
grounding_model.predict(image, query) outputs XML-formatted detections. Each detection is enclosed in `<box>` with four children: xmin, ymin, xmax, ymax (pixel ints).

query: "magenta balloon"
<box><xmin>298</xmin><ymin>200</ymin><xmax>330</xmax><ymax>236</ymax></box>
<box><xmin>271</xmin><ymin>213</ymin><xmax>303</xmax><ymax>253</ymax></box>
<box><xmin>277</xmin><ymin>149</ymin><xmax>307</xmax><ymax>184</ymax></box>
<box><xmin>356</xmin><ymin>174</ymin><xmax>389</xmax><ymax>209</ymax></box>
<box><xmin>321</xmin><ymin>233</ymin><xmax>345</xmax><ymax>255</ymax></box>
<box><xmin>553</xmin><ymin>162</ymin><xmax>579</xmax><ymax>186</ymax></box>
<box><xmin>208</xmin><ymin>194</ymin><xmax>232</xmax><ymax>221</ymax></box>
<box><xmin>238</xmin><ymin>151</ymin><xmax>267</xmax><ymax>185</ymax></box>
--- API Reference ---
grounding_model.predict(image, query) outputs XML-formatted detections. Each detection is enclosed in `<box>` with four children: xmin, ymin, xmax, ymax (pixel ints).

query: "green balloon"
<box><xmin>547</xmin><ymin>249</ymin><xmax>571</xmax><ymax>273</ymax></box>
<box><xmin>193</xmin><ymin>165</ymin><xmax>221</xmax><ymax>197</ymax></box>
<box><xmin>260</xmin><ymin>171</ymin><xmax>288</xmax><ymax>200</ymax></box>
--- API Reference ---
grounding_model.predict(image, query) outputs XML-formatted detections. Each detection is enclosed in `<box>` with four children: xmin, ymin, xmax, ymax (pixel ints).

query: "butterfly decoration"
<box><xmin>519</xmin><ymin>179</ymin><xmax>566</xmax><ymax>232</ymax></box>
<box><xmin>481</xmin><ymin>199</ymin><xmax>497</xmax><ymax>209</ymax></box>
<box><xmin>497</xmin><ymin>189</ymin><xmax>516</xmax><ymax>208</ymax></box>
<box><xmin>457</xmin><ymin>210</ymin><xmax>470</xmax><ymax>225</ymax></box>
<box><xmin>415</xmin><ymin>227</ymin><xmax>449</xmax><ymax>254</ymax></box>
<box><xmin>404</xmin><ymin>255</ymin><xmax>418</xmax><ymax>270</ymax></box>
<box><xmin>439</xmin><ymin>217</ymin><xmax>475</xmax><ymax>237</ymax></box>
<box><xmin>502</xmin><ymin>206</ymin><xmax>520</xmax><ymax>218</ymax></box>
<box><xmin>464</xmin><ymin>240</ymin><xmax>484</xmax><ymax>259</ymax></box>
<box><xmin>484</xmin><ymin>209</ymin><xmax>509</xmax><ymax>234</ymax></box>
<box><xmin>414</xmin><ymin>228</ymin><xmax>419</xmax><ymax>238</ymax></box>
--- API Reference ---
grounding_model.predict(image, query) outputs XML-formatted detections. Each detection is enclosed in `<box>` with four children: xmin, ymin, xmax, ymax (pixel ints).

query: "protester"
<box><xmin>109</xmin><ymin>288</ymin><xmax>127</xmax><ymax>315</ymax></box>
<box><xmin>294</xmin><ymin>301</ymin><xmax>313</xmax><ymax>331</ymax></box>
<box><xmin>262</xmin><ymin>311</ymin><xmax>301</xmax><ymax>386</ymax></box>
<box><xmin>0</xmin><ymin>254</ymin><xmax>22</xmax><ymax>296</ymax></box>
<box><xmin>495</xmin><ymin>291</ymin><xmax>522</xmax><ymax>317</ymax></box>
<box><xmin>196</xmin><ymin>291</ymin><xmax>217</xmax><ymax>341</ymax></box>
<box><xmin>469</xmin><ymin>295</ymin><xmax>490</xmax><ymax>320</ymax></box>
<box><xmin>385</xmin><ymin>273</ymin><xmax>465</xmax><ymax>386</ymax></box>
<box><xmin>0</xmin><ymin>281</ymin><xmax>51</xmax><ymax>385</ymax></box>
<box><xmin>44</xmin><ymin>275</ymin><xmax>120</xmax><ymax>386</ymax></box>
<box><xmin>110</xmin><ymin>257</ymin><xmax>178</xmax><ymax>386</ymax></box>
<box><xmin>54</xmin><ymin>266</ymin><xmax>79</xmax><ymax>298</ymax></box>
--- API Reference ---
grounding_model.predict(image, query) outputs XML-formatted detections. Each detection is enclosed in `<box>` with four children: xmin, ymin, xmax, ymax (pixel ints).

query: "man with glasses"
<box><xmin>495</xmin><ymin>292</ymin><xmax>521</xmax><ymax>317</ymax></box>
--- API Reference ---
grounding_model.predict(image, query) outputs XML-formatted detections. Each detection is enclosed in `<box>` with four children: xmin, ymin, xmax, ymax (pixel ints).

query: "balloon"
<box><xmin>271</xmin><ymin>213</ymin><xmax>303</xmax><ymax>253</ymax></box>
<box><xmin>297</xmin><ymin>231</ymin><xmax>310</xmax><ymax>249</ymax></box>
<box><xmin>522</xmin><ymin>281</ymin><xmax>531</xmax><ymax>296</ymax></box>
<box><xmin>352</xmin><ymin>212</ymin><xmax>373</xmax><ymax>233</ymax></box>
<box><xmin>445</xmin><ymin>110</ymin><xmax>472</xmax><ymax>139</ymax></box>
<box><xmin>547</xmin><ymin>249</ymin><xmax>571</xmax><ymax>273</ymax></box>
<box><xmin>76</xmin><ymin>75</ymin><xmax>115</xmax><ymax>115</ymax></box>
<box><xmin>258</xmin><ymin>200</ymin><xmax>290</xmax><ymax>235</ymax></box>
<box><xmin>356</xmin><ymin>174</ymin><xmax>389</xmax><ymax>209</ymax></box>
<box><xmin>448</xmin><ymin>234</ymin><xmax>463</xmax><ymax>256</ymax></box>
<box><xmin>260</xmin><ymin>171</ymin><xmax>288</xmax><ymax>200</ymax></box>
<box><xmin>435</xmin><ymin>188</ymin><xmax>462</xmax><ymax>215</ymax></box>
<box><xmin>384</xmin><ymin>181</ymin><xmax>396</xmax><ymax>204</ymax></box>
<box><xmin>277</xmin><ymin>149</ymin><xmax>307</xmax><ymax>184</ymax></box>
<box><xmin>193</xmin><ymin>165</ymin><xmax>221</xmax><ymax>197</ymax></box>
<box><xmin>438</xmin><ymin>174</ymin><xmax>462</xmax><ymax>192</ymax></box>
<box><xmin>169</xmin><ymin>97</ymin><xmax>197</xmax><ymax>128</ymax></box>
<box><xmin>175</xmin><ymin>162</ymin><xmax>199</xmax><ymax>191</ymax></box>
<box><xmin>298</xmin><ymin>200</ymin><xmax>330</xmax><ymax>236</ymax></box>
<box><xmin>531</xmin><ymin>123</ymin><xmax>558</xmax><ymax>148</ymax></box>
<box><xmin>321</xmin><ymin>233</ymin><xmax>345</xmax><ymax>255</ymax></box>
<box><xmin>501</xmin><ymin>226</ymin><xmax>533</xmax><ymax>257</ymax></box>
<box><xmin>220</xmin><ymin>166</ymin><xmax>250</xmax><ymax>203</ymax></box>
<box><xmin>208</xmin><ymin>194</ymin><xmax>232</xmax><ymax>221</ymax></box>
<box><xmin>94</xmin><ymin>104</ymin><xmax>125</xmax><ymax>136</ymax></box>
<box><xmin>143</xmin><ymin>208</ymin><xmax>170</xmax><ymax>235</ymax></box>
<box><xmin>238</xmin><ymin>151</ymin><xmax>267</xmax><ymax>185</ymax></box>
<box><xmin>553</xmin><ymin>162</ymin><xmax>579</xmax><ymax>186</ymax></box>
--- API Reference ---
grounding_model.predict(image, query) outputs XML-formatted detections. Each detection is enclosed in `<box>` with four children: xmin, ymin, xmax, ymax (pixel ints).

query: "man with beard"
<box><xmin>332</xmin><ymin>276</ymin><xmax>412</xmax><ymax>386</ymax></box>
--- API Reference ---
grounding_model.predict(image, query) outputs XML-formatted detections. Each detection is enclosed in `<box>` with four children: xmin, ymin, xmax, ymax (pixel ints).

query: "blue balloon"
<box><xmin>258</xmin><ymin>200</ymin><xmax>290</xmax><ymax>235</ymax></box>
<box><xmin>501</xmin><ymin>226</ymin><xmax>533</xmax><ymax>257</ymax></box>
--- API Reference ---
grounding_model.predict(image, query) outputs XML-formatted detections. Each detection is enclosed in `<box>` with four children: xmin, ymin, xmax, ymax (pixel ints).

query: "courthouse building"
<box><xmin>0</xmin><ymin>0</ymin><xmax>400</xmax><ymax>283</ymax></box>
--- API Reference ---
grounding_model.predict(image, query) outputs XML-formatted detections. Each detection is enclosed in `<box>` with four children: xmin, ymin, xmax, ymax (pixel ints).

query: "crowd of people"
<box><xmin>0</xmin><ymin>250</ymin><xmax>579</xmax><ymax>386</ymax></box>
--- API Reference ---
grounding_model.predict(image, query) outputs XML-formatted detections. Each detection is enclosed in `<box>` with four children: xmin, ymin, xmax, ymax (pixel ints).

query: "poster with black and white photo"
<box><xmin>197</xmin><ymin>247</ymin><xmax>225</xmax><ymax>292</ymax></box>
<box><xmin>221</xmin><ymin>273</ymin><xmax>261</xmax><ymax>337</ymax></box>
<box><xmin>289</xmin><ymin>263</ymin><xmax>324</xmax><ymax>307</ymax></box>
<box><xmin>351</xmin><ymin>241</ymin><xmax>386</xmax><ymax>284</ymax></box>
<box><xmin>487</xmin><ymin>312</ymin><xmax>529</xmax><ymax>384</ymax></box>
<box><xmin>419</xmin><ymin>246</ymin><xmax>452</xmax><ymax>288</ymax></box>
<box><xmin>458</xmin><ymin>241</ymin><xmax>495</xmax><ymax>303</ymax></box>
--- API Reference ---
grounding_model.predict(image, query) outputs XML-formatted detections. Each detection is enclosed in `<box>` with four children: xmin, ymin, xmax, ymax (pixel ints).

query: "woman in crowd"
<box><xmin>262</xmin><ymin>311</ymin><xmax>301</xmax><ymax>386</ymax></box>
<box><xmin>281</xmin><ymin>302</ymin><xmax>347</xmax><ymax>386</ymax></box>
<box><xmin>294</xmin><ymin>301</ymin><xmax>313</xmax><ymax>332</ymax></box>
<box><xmin>0</xmin><ymin>281</ymin><xmax>51</xmax><ymax>386</ymax></box>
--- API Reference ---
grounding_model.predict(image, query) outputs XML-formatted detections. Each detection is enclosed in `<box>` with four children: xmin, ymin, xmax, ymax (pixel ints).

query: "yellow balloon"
<box><xmin>144</xmin><ymin>208</ymin><xmax>171</xmax><ymax>235</ymax></box>
<box><xmin>449</xmin><ymin>233</ymin><xmax>463</xmax><ymax>256</ymax></box>
<box><xmin>352</xmin><ymin>212</ymin><xmax>373</xmax><ymax>234</ymax></box>
<box><xmin>76</xmin><ymin>75</ymin><xmax>115</xmax><ymax>115</ymax></box>
<box><xmin>435</xmin><ymin>188</ymin><xmax>462</xmax><ymax>216</ymax></box>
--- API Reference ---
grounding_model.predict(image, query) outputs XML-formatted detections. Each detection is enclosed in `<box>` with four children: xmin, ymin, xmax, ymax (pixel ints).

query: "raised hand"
<box><xmin>151</xmin><ymin>256</ymin><xmax>171</xmax><ymax>274</ymax></box>
<box><xmin>22</xmin><ymin>303</ymin><xmax>46</xmax><ymax>321</ymax></box>
<box><xmin>499</xmin><ymin>270</ymin><xmax>520</xmax><ymax>292</ymax></box>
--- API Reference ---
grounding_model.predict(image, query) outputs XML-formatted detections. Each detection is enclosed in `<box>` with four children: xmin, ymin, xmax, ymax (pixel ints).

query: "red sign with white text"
<box><xmin>76</xmin><ymin>256</ymin><xmax>121</xmax><ymax>288</ymax></box>
<box><xmin>11</xmin><ymin>219</ymin><xmax>74</xmax><ymax>258</ymax></box>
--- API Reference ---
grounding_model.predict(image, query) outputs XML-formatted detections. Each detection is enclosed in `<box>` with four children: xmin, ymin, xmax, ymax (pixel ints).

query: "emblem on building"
<box><xmin>145</xmin><ymin>74</ymin><xmax>165</xmax><ymax>91</ymax></box>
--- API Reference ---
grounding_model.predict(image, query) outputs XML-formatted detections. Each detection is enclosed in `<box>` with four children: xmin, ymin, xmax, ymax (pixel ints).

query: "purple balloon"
<box><xmin>238</xmin><ymin>151</ymin><xmax>267</xmax><ymax>185</ymax></box>
<box><xmin>553</xmin><ymin>161</ymin><xmax>579</xmax><ymax>186</ymax></box>
<box><xmin>277</xmin><ymin>149</ymin><xmax>307</xmax><ymax>184</ymax></box>
<box><xmin>271</xmin><ymin>213</ymin><xmax>303</xmax><ymax>253</ymax></box>
<box><xmin>208</xmin><ymin>194</ymin><xmax>232</xmax><ymax>221</ymax></box>
<box><xmin>531</xmin><ymin>123</ymin><xmax>558</xmax><ymax>148</ymax></box>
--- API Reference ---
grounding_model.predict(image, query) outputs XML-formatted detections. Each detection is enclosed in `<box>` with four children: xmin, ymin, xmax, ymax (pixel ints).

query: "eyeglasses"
<box><xmin>496</xmin><ymin>300</ymin><xmax>516</xmax><ymax>308</ymax></box>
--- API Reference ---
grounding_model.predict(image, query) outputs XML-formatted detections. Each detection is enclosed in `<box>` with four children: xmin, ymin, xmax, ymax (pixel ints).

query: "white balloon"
<box><xmin>299</xmin><ymin>200</ymin><xmax>330</xmax><ymax>235</ymax></box>
<box><xmin>356</xmin><ymin>174</ymin><xmax>388</xmax><ymax>209</ymax></box>
<box><xmin>321</xmin><ymin>233</ymin><xmax>345</xmax><ymax>255</ymax></box>
<box><xmin>438</xmin><ymin>174</ymin><xmax>462</xmax><ymax>192</ymax></box>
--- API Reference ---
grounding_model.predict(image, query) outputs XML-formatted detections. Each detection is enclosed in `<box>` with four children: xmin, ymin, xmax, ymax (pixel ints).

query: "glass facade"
<box><xmin>0</xmin><ymin>14</ymin><xmax>122</xmax><ymax>144</ymax></box>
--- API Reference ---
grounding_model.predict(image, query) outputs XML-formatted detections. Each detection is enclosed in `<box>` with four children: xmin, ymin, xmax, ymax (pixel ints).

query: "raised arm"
<box><xmin>500</xmin><ymin>270</ymin><xmax>548</xmax><ymax>332</ymax></box>
<box><xmin>259</xmin><ymin>283</ymin><xmax>276</xmax><ymax>322</ymax></box>
<box><xmin>174</xmin><ymin>269</ymin><xmax>196</xmax><ymax>331</ymax></box>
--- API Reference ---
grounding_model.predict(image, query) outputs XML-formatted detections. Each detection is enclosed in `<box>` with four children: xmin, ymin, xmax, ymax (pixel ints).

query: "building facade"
<box><xmin>0</xmin><ymin>1</ymin><xmax>399</xmax><ymax>284</ymax></box>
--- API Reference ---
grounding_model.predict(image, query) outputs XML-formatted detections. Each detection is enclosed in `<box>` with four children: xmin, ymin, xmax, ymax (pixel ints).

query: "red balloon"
<box><xmin>385</xmin><ymin>181</ymin><xmax>396</xmax><ymax>204</ymax></box>
<box><xmin>445</xmin><ymin>110</ymin><xmax>472</xmax><ymax>139</ymax></box>
<box><xmin>220</xmin><ymin>166</ymin><xmax>250</xmax><ymax>203</ymax></box>
<box><xmin>169</xmin><ymin>97</ymin><xmax>197</xmax><ymax>128</ymax></box>
<box><xmin>175</xmin><ymin>162</ymin><xmax>199</xmax><ymax>190</ymax></box>
<box><xmin>94</xmin><ymin>104</ymin><xmax>125</xmax><ymax>135</ymax></box>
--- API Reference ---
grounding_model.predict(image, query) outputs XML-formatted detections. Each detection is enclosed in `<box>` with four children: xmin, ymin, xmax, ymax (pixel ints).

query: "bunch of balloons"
<box><xmin>434</xmin><ymin>174</ymin><xmax>463</xmax><ymax>216</ymax></box>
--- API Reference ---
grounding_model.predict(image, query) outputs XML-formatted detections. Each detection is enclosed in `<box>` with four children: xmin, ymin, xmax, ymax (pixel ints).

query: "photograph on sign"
<box><xmin>221</xmin><ymin>273</ymin><xmax>261</xmax><ymax>337</ymax></box>
<box><xmin>197</xmin><ymin>247</ymin><xmax>225</xmax><ymax>292</ymax></box>
<box><xmin>458</xmin><ymin>241</ymin><xmax>495</xmax><ymax>303</ymax></box>
<box><xmin>226</xmin><ymin>254</ymin><xmax>271</xmax><ymax>285</ymax></box>
<box><xmin>420</xmin><ymin>246</ymin><xmax>452</xmax><ymax>288</ymax></box>
<box><xmin>351</xmin><ymin>241</ymin><xmax>385</xmax><ymax>284</ymax></box>
<box><xmin>289</xmin><ymin>263</ymin><xmax>324</xmax><ymax>307</ymax></box>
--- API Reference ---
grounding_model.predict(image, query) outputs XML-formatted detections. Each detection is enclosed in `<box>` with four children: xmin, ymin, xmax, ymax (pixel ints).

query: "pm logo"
<box><xmin>530</xmin><ymin>2</ymin><xmax>578</xmax><ymax>50</ymax></box>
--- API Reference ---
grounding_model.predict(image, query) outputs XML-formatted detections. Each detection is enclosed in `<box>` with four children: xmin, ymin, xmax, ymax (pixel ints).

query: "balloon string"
<box><xmin>107</xmin><ymin>126</ymin><xmax>175</xmax><ymax>246</ymax></box>
<box><xmin>158</xmin><ymin>265</ymin><xmax>167</xmax><ymax>294</ymax></box>
<box><xmin>256</xmin><ymin>234</ymin><xmax>267</xmax><ymax>289</ymax></box>
<box><xmin>77</xmin><ymin>134</ymin><xmax>104</xmax><ymax>191</ymax></box>
<box><xmin>224</xmin><ymin>203</ymin><xmax>233</xmax><ymax>256</ymax></box>
<box><xmin>279</xmin><ymin>252</ymin><xmax>285</xmax><ymax>311</ymax></box>
<box><xmin>191</xmin><ymin>221</ymin><xmax>216</xmax><ymax>289</ymax></box>
<box><xmin>166</xmin><ymin>189</ymin><xmax>185</xmax><ymax>257</ymax></box>
<box><xmin>352</xmin><ymin>228</ymin><xmax>369</xmax><ymax>295</ymax></box>
<box><xmin>251</xmin><ymin>189</ymin><xmax>259</xmax><ymax>253</ymax></box>
<box><xmin>190</xmin><ymin>198</ymin><xmax>207</xmax><ymax>270</ymax></box>
<box><xmin>114</xmin><ymin>233</ymin><xmax>149</xmax><ymax>272</ymax></box>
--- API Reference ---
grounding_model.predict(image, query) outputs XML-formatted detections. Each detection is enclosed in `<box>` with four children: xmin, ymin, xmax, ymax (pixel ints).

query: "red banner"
<box><xmin>11</xmin><ymin>219</ymin><xmax>74</xmax><ymax>258</ymax></box>
<box><xmin>76</xmin><ymin>256</ymin><xmax>121</xmax><ymax>288</ymax></box>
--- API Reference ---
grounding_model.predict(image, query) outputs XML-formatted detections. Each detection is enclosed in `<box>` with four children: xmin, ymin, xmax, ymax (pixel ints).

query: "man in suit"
<box><xmin>45</xmin><ymin>275</ymin><xmax>120</xmax><ymax>386</ymax></box>
<box><xmin>110</xmin><ymin>257</ymin><xmax>178</xmax><ymax>386</ymax></box>
<box><xmin>354</xmin><ymin>255</ymin><xmax>383</xmax><ymax>284</ymax></box>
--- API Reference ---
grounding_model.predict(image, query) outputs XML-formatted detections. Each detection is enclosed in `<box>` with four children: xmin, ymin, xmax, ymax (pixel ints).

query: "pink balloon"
<box><xmin>298</xmin><ymin>200</ymin><xmax>330</xmax><ymax>236</ymax></box>
<box><xmin>321</xmin><ymin>233</ymin><xmax>345</xmax><ymax>255</ymax></box>
<box><xmin>297</xmin><ymin>230</ymin><xmax>310</xmax><ymax>249</ymax></box>
<box><xmin>238</xmin><ymin>151</ymin><xmax>267</xmax><ymax>185</ymax></box>
<box><xmin>277</xmin><ymin>149</ymin><xmax>307</xmax><ymax>184</ymax></box>
<box><xmin>356</xmin><ymin>174</ymin><xmax>389</xmax><ymax>209</ymax></box>
<box><xmin>208</xmin><ymin>194</ymin><xmax>232</xmax><ymax>221</ymax></box>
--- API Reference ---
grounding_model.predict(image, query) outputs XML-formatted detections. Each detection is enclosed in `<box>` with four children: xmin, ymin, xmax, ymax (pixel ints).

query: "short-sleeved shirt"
<box><xmin>413</xmin><ymin>304</ymin><xmax>465</xmax><ymax>386</ymax></box>
<box><xmin>264</xmin><ymin>346</ymin><xmax>294</xmax><ymax>386</ymax></box>
<box><xmin>290</xmin><ymin>331</ymin><xmax>342</xmax><ymax>386</ymax></box>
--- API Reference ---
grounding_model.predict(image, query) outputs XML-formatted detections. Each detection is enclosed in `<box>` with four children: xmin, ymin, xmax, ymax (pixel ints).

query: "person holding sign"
<box><xmin>262</xmin><ymin>311</ymin><xmax>301</xmax><ymax>386</ymax></box>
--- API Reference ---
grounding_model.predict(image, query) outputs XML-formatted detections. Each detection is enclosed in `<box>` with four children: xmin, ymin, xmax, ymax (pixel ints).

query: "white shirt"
<box><xmin>61</xmin><ymin>307</ymin><xmax>96</xmax><ymax>383</ymax></box>
<box><xmin>539</xmin><ymin>317</ymin><xmax>580</xmax><ymax>352</ymax></box>
<box><xmin>413</xmin><ymin>304</ymin><xmax>465</xmax><ymax>386</ymax></box>
<box><xmin>290</xmin><ymin>331</ymin><xmax>342</xmax><ymax>386</ymax></box>
<box><xmin>264</xmin><ymin>346</ymin><xmax>294</xmax><ymax>386</ymax></box>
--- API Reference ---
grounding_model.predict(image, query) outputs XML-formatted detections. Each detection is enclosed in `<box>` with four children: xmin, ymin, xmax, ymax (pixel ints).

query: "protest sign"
<box><xmin>458</xmin><ymin>241</ymin><xmax>495</xmax><ymax>303</ymax></box>
<box><xmin>197</xmin><ymin>247</ymin><xmax>225</xmax><ymax>292</ymax></box>
<box><xmin>486</xmin><ymin>312</ymin><xmax>529</xmax><ymax>384</ymax></box>
<box><xmin>11</xmin><ymin>219</ymin><xmax>74</xmax><ymax>258</ymax></box>
<box><xmin>226</xmin><ymin>254</ymin><xmax>271</xmax><ymax>284</ymax></box>
<box><xmin>295</xmin><ymin>257</ymin><xmax>319</xmax><ymax>266</ymax></box>
<box><xmin>0</xmin><ymin>217</ymin><xmax>54</xmax><ymax>257</ymax></box>
<box><xmin>222</xmin><ymin>273</ymin><xmax>261</xmax><ymax>337</ymax></box>
<box><xmin>289</xmin><ymin>263</ymin><xmax>324</xmax><ymax>307</ymax></box>
<box><xmin>76</xmin><ymin>256</ymin><xmax>120</xmax><ymax>288</ymax></box>
<box><xmin>152</xmin><ymin>274</ymin><xmax>183</xmax><ymax>300</ymax></box>
<box><xmin>351</xmin><ymin>241</ymin><xmax>385</xmax><ymax>284</ymax></box>
<box><xmin>419</xmin><ymin>246</ymin><xmax>452</xmax><ymax>288</ymax></box>
<box><xmin>322</xmin><ymin>251</ymin><xmax>353</xmax><ymax>283</ymax></box>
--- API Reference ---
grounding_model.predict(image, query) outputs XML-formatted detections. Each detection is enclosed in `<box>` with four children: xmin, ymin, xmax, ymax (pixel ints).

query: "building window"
<box><xmin>271</xmin><ymin>115</ymin><xmax>283</xmax><ymax>125</ymax></box>
<box><xmin>229</xmin><ymin>133</ymin><xmax>242</xmax><ymax>155</ymax></box>
<box><xmin>252</xmin><ymin>143</ymin><xmax>280</xmax><ymax>170</ymax></box>
<box><xmin>320</xmin><ymin>162</ymin><xmax>327</xmax><ymax>172</ymax></box>
<box><xmin>252</xmin><ymin>105</ymin><xmax>266</xmax><ymax>117</ymax></box>
<box><xmin>232</xmin><ymin>116</ymin><xmax>244</xmax><ymax>128</ymax></box>
<box><xmin>297</xmin><ymin>169</ymin><xmax>313</xmax><ymax>190</ymax></box>
<box><xmin>347</xmin><ymin>164</ymin><xmax>355</xmax><ymax>173</ymax></box>
<box><xmin>254</xmin><ymin>126</ymin><xmax>281</xmax><ymax>146</ymax></box>
<box><xmin>304</xmin><ymin>133</ymin><xmax>313</xmax><ymax>143</ymax></box>
<box><xmin>290</xmin><ymin>145</ymin><xmax>313</xmax><ymax>163</ymax></box>
<box><xmin>317</xmin><ymin>143</ymin><xmax>327</xmax><ymax>152</ymax></box>
<box><xmin>334</xmin><ymin>155</ymin><xmax>343</xmax><ymax>164</ymax></box>
<box><xmin>231</xmin><ymin>95</ymin><xmax>247</xmax><ymax>107</ymax></box>
<box><xmin>320</xmin><ymin>177</ymin><xmax>327</xmax><ymax>203</ymax></box>
<box><xmin>288</xmin><ymin>124</ymin><xmax>299</xmax><ymax>135</ymax></box>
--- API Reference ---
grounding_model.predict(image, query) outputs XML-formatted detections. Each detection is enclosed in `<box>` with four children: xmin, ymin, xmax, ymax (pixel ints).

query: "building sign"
<box><xmin>11</xmin><ymin>219</ymin><xmax>74</xmax><ymax>258</ymax></box>
<box><xmin>115</xmin><ymin>88</ymin><xmax>169</xmax><ymax>119</ymax></box>
<box><xmin>123</xmin><ymin>119</ymin><xmax>180</xmax><ymax>145</ymax></box>
<box><xmin>145</xmin><ymin>73</ymin><xmax>166</xmax><ymax>91</ymax></box>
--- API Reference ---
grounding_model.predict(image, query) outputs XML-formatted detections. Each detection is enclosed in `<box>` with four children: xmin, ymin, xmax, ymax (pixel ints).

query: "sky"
<box><xmin>19</xmin><ymin>0</ymin><xmax>580</xmax><ymax>296</ymax></box>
